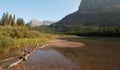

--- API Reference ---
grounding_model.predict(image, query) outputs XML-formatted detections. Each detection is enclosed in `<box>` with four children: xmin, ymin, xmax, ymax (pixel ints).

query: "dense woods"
<box><xmin>50</xmin><ymin>25</ymin><xmax>120</xmax><ymax>37</ymax></box>
<box><xmin>33</xmin><ymin>24</ymin><xmax>120</xmax><ymax>37</ymax></box>
<box><xmin>0</xmin><ymin>12</ymin><xmax>25</xmax><ymax>26</ymax></box>
<box><xmin>32</xmin><ymin>24</ymin><xmax>120</xmax><ymax>37</ymax></box>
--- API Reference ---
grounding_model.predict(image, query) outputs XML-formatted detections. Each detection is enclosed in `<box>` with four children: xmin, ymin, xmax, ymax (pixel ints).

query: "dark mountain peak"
<box><xmin>79</xmin><ymin>0</ymin><xmax>120</xmax><ymax>12</ymax></box>
<box><xmin>55</xmin><ymin>0</ymin><xmax>120</xmax><ymax>26</ymax></box>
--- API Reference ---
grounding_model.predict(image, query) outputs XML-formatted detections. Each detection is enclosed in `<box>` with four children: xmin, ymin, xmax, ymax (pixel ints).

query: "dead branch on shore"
<box><xmin>7</xmin><ymin>47</ymin><xmax>38</xmax><ymax>68</ymax></box>
<box><xmin>7</xmin><ymin>58</ymin><xmax>23</xmax><ymax>68</ymax></box>
<box><xmin>6</xmin><ymin>44</ymin><xmax>49</xmax><ymax>68</ymax></box>
<box><xmin>0</xmin><ymin>57</ymin><xmax>17</xmax><ymax>63</ymax></box>
<box><xmin>38</xmin><ymin>44</ymin><xmax>49</xmax><ymax>49</ymax></box>
<box><xmin>23</xmin><ymin>47</ymin><xmax>38</xmax><ymax>61</ymax></box>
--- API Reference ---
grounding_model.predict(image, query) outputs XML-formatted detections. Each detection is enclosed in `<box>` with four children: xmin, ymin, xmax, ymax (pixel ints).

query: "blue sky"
<box><xmin>0</xmin><ymin>0</ymin><xmax>81</xmax><ymax>22</ymax></box>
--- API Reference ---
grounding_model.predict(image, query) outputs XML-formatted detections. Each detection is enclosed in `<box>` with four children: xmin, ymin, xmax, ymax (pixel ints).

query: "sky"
<box><xmin>0</xmin><ymin>0</ymin><xmax>81</xmax><ymax>23</ymax></box>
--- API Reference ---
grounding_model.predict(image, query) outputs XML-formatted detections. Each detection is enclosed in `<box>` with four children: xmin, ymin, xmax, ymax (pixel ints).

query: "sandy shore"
<box><xmin>48</xmin><ymin>39</ymin><xmax>85</xmax><ymax>48</ymax></box>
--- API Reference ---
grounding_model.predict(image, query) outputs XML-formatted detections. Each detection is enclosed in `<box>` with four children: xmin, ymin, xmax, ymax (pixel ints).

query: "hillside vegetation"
<box><xmin>51</xmin><ymin>0</ymin><xmax>120</xmax><ymax>37</ymax></box>
<box><xmin>50</xmin><ymin>25</ymin><xmax>120</xmax><ymax>37</ymax></box>
<box><xmin>0</xmin><ymin>26</ymin><xmax>56</xmax><ymax>53</ymax></box>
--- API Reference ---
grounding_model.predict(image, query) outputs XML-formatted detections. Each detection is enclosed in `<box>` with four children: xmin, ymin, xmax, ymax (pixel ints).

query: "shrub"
<box><xmin>0</xmin><ymin>26</ymin><xmax>57</xmax><ymax>54</ymax></box>
<box><xmin>0</xmin><ymin>36</ymin><xmax>14</xmax><ymax>53</ymax></box>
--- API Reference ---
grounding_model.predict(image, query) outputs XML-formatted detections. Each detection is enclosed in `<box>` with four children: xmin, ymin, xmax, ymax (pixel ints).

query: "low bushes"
<box><xmin>0</xmin><ymin>26</ymin><xmax>56</xmax><ymax>53</ymax></box>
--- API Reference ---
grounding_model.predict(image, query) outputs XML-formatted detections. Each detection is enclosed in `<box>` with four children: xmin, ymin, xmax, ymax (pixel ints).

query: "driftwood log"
<box><xmin>40</xmin><ymin>44</ymin><xmax>49</xmax><ymax>48</ymax></box>
<box><xmin>0</xmin><ymin>57</ymin><xmax>17</xmax><ymax>63</ymax></box>
<box><xmin>7</xmin><ymin>47</ymin><xmax>38</xmax><ymax>68</ymax></box>
<box><xmin>7</xmin><ymin>58</ymin><xmax>23</xmax><ymax>68</ymax></box>
<box><xmin>23</xmin><ymin>47</ymin><xmax>38</xmax><ymax>61</ymax></box>
<box><xmin>6</xmin><ymin>44</ymin><xmax>48</xmax><ymax>68</ymax></box>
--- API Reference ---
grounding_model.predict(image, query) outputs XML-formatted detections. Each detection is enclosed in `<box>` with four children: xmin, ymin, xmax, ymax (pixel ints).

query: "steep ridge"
<box><xmin>79</xmin><ymin>0</ymin><xmax>120</xmax><ymax>11</ymax></box>
<box><xmin>55</xmin><ymin>0</ymin><xmax>120</xmax><ymax>26</ymax></box>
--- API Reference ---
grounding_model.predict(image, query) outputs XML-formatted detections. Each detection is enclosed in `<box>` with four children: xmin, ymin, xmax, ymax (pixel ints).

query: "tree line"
<box><xmin>0</xmin><ymin>12</ymin><xmax>25</xmax><ymax>26</ymax></box>
<box><xmin>48</xmin><ymin>25</ymin><xmax>120</xmax><ymax>37</ymax></box>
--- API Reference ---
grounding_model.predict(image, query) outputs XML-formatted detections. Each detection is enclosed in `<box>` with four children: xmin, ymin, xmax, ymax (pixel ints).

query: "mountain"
<box><xmin>0</xmin><ymin>19</ymin><xmax>1</xmax><ymax>24</ymax></box>
<box><xmin>55</xmin><ymin>0</ymin><xmax>120</xmax><ymax>27</ymax></box>
<box><xmin>28</xmin><ymin>19</ymin><xmax>42</xmax><ymax>26</ymax></box>
<box><xmin>79</xmin><ymin>0</ymin><xmax>120</xmax><ymax>12</ymax></box>
<box><xmin>28</xmin><ymin>19</ymin><xmax>56</xmax><ymax>27</ymax></box>
<box><xmin>42</xmin><ymin>20</ymin><xmax>56</xmax><ymax>25</ymax></box>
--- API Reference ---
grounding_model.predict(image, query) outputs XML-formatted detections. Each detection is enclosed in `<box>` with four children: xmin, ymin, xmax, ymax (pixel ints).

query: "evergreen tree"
<box><xmin>11</xmin><ymin>15</ymin><xmax>15</xmax><ymax>26</ymax></box>
<box><xmin>8</xmin><ymin>15</ymin><xmax>12</xmax><ymax>25</ymax></box>
<box><xmin>0</xmin><ymin>19</ymin><xmax>1</xmax><ymax>25</ymax></box>
<box><xmin>4</xmin><ymin>12</ymin><xmax>9</xmax><ymax>25</ymax></box>
<box><xmin>1</xmin><ymin>13</ymin><xmax>5</xmax><ymax>25</ymax></box>
<box><xmin>16</xmin><ymin>18</ymin><xmax>25</xmax><ymax>26</ymax></box>
<box><xmin>1</xmin><ymin>12</ymin><xmax>16</xmax><ymax>26</ymax></box>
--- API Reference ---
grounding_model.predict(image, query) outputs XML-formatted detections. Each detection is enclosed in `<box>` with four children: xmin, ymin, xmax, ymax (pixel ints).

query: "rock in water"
<box><xmin>55</xmin><ymin>0</ymin><xmax>120</xmax><ymax>26</ymax></box>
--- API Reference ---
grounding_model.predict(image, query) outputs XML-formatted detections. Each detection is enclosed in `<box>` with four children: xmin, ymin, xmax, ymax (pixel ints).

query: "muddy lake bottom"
<box><xmin>55</xmin><ymin>37</ymin><xmax>120</xmax><ymax>70</ymax></box>
<box><xmin>1</xmin><ymin>36</ymin><xmax>120</xmax><ymax>70</ymax></box>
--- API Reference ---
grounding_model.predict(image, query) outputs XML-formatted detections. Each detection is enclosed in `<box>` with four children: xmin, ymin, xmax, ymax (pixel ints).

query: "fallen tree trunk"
<box><xmin>0</xmin><ymin>57</ymin><xmax>17</xmax><ymax>63</ymax></box>
<box><xmin>7</xmin><ymin>58</ymin><xmax>23</xmax><ymax>68</ymax></box>
<box><xmin>7</xmin><ymin>47</ymin><xmax>38</xmax><ymax>68</ymax></box>
<box><xmin>5</xmin><ymin>44</ymin><xmax>49</xmax><ymax>68</ymax></box>
<box><xmin>23</xmin><ymin>47</ymin><xmax>38</xmax><ymax>60</ymax></box>
<box><xmin>38</xmin><ymin>44</ymin><xmax>49</xmax><ymax>49</ymax></box>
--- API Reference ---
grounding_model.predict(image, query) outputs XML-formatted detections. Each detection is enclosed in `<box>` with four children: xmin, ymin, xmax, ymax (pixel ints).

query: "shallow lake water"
<box><xmin>3</xmin><ymin>37</ymin><xmax>120</xmax><ymax>70</ymax></box>
<box><xmin>25</xmin><ymin>48</ymin><xmax>80</xmax><ymax>70</ymax></box>
<box><xmin>3</xmin><ymin>47</ymin><xmax>80</xmax><ymax>70</ymax></box>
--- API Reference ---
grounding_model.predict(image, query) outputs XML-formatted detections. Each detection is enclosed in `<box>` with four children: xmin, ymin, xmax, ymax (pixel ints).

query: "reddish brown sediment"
<box><xmin>49</xmin><ymin>39</ymin><xmax>85</xmax><ymax>48</ymax></box>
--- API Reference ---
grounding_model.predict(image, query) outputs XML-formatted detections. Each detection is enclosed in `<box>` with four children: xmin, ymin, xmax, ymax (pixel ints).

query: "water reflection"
<box><xmin>26</xmin><ymin>48</ymin><xmax>80</xmax><ymax>69</ymax></box>
<box><xmin>2</xmin><ymin>47</ymin><xmax>80</xmax><ymax>70</ymax></box>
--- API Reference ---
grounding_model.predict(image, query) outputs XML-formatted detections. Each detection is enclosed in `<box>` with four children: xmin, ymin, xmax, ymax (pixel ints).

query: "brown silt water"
<box><xmin>3</xmin><ymin>47</ymin><xmax>80</xmax><ymax>70</ymax></box>
<box><xmin>25</xmin><ymin>48</ymin><xmax>80</xmax><ymax>70</ymax></box>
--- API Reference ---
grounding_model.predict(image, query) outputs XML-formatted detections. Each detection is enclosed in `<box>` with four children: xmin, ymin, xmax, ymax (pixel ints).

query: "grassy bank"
<box><xmin>0</xmin><ymin>26</ymin><xmax>57</xmax><ymax>53</ymax></box>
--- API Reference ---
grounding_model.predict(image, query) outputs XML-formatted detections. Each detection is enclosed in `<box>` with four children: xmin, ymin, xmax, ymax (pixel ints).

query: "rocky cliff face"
<box><xmin>79</xmin><ymin>0</ymin><xmax>120</xmax><ymax>11</ymax></box>
<box><xmin>55</xmin><ymin>0</ymin><xmax>120</xmax><ymax>26</ymax></box>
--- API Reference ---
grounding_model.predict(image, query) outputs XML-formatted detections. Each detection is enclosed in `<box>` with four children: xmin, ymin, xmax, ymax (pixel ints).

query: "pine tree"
<box><xmin>4</xmin><ymin>12</ymin><xmax>9</xmax><ymax>25</ymax></box>
<box><xmin>16</xmin><ymin>18</ymin><xmax>25</xmax><ymax>26</ymax></box>
<box><xmin>9</xmin><ymin>15</ymin><xmax>12</xmax><ymax>25</ymax></box>
<box><xmin>0</xmin><ymin>19</ymin><xmax>1</xmax><ymax>25</ymax></box>
<box><xmin>1</xmin><ymin>13</ymin><xmax>5</xmax><ymax>25</ymax></box>
<box><xmin>11</xmin><ymin>15</ymin><xmax>15</xmax><ymax>26</ymax></box>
